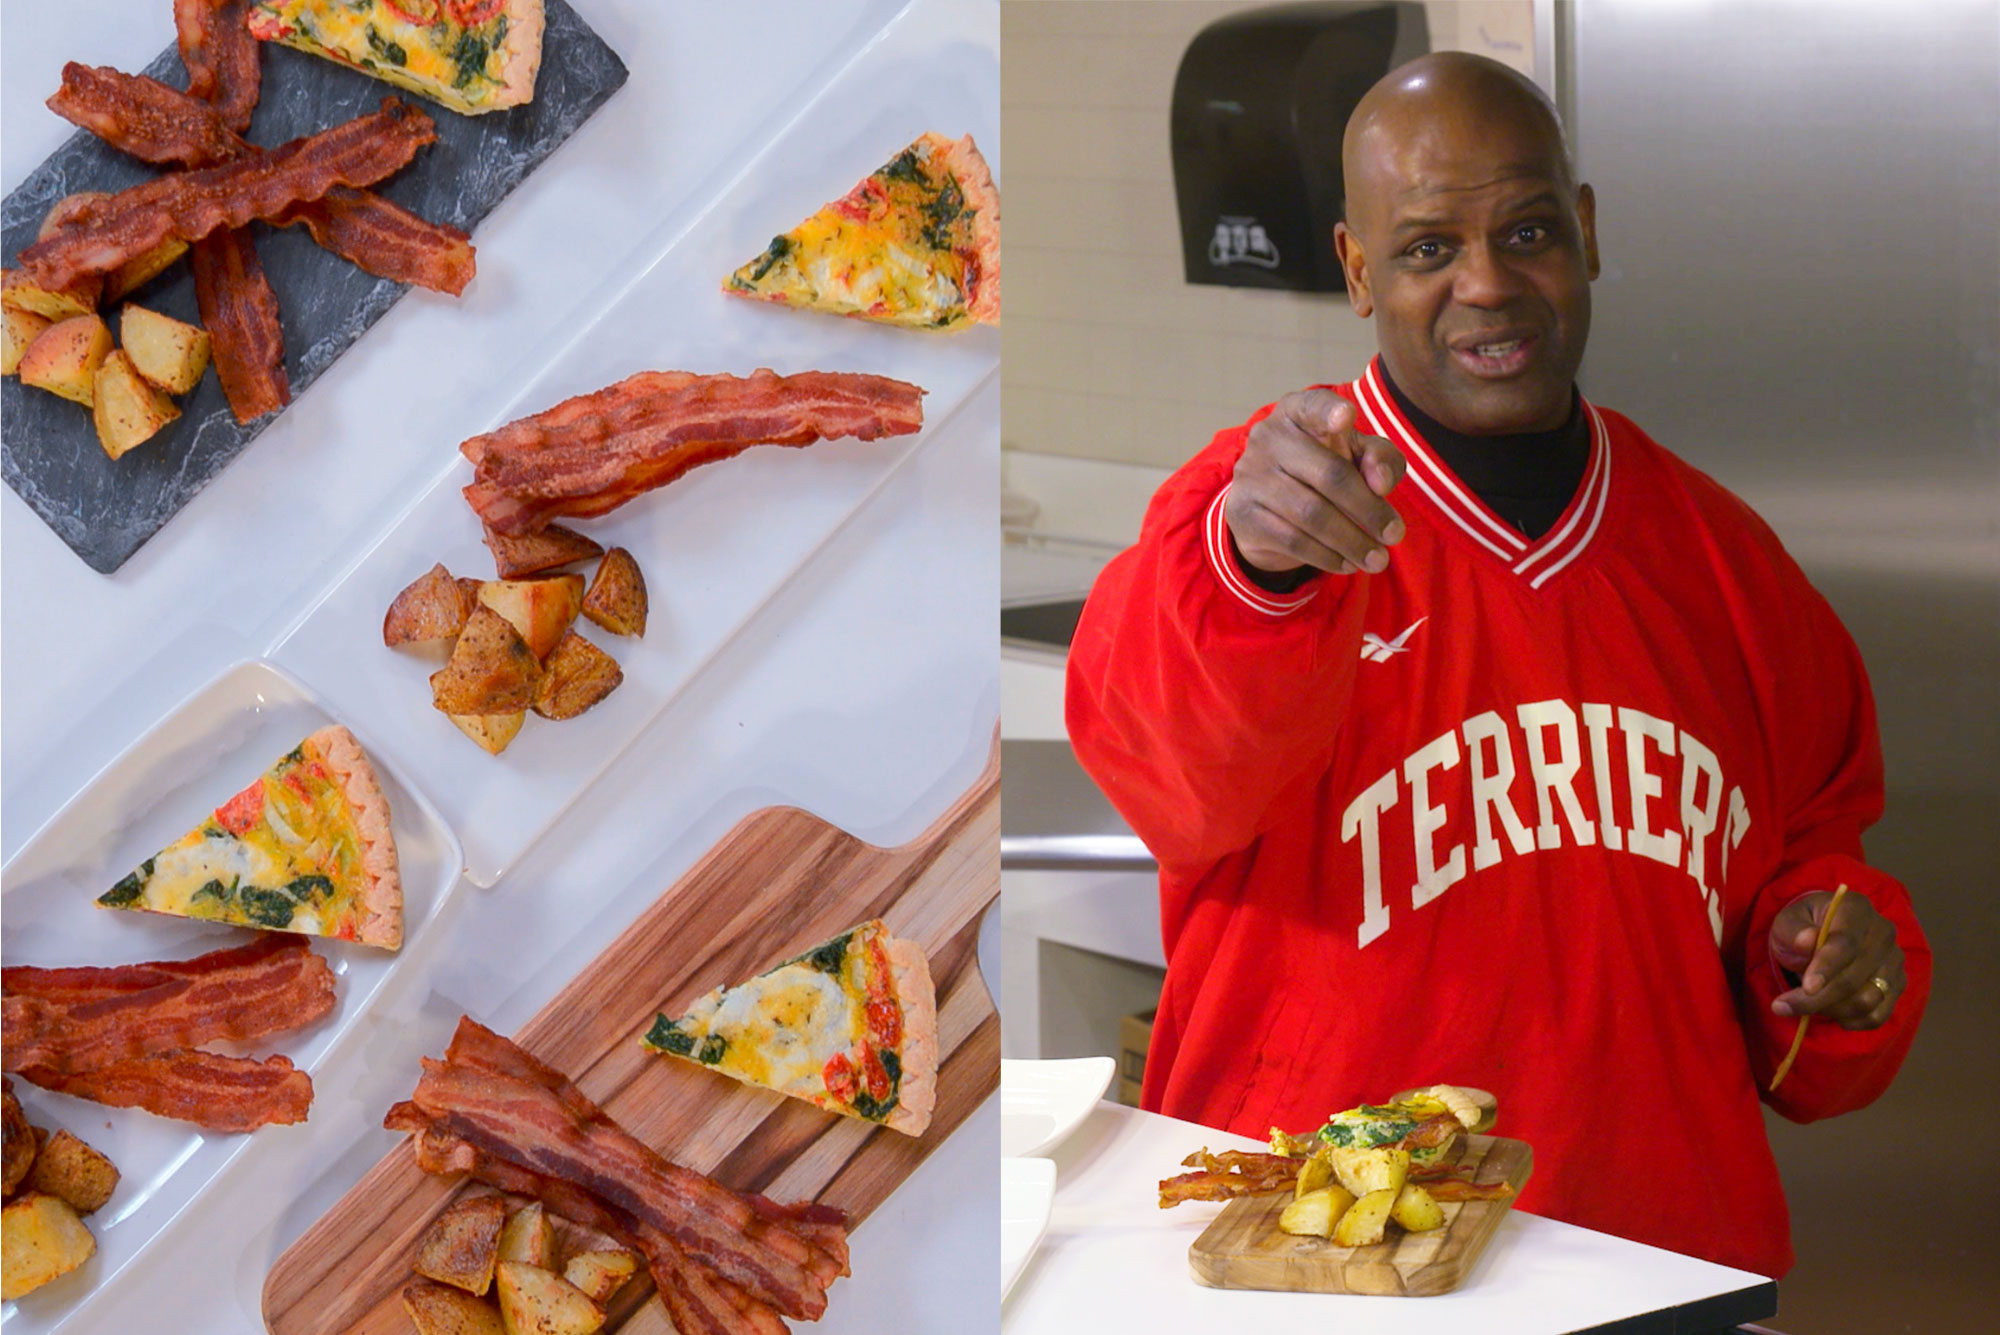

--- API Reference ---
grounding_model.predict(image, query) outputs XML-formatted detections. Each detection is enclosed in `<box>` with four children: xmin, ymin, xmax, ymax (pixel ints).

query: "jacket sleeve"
<box><xmin>1064</xmin><ymin>411</ymin><xmax>1371</xmax><ymax>875</ymax></box>
<box><xmin>1734</xmin><ymin>564</ymin><xmax>1931</xmax><ymax>1122</ymax></box>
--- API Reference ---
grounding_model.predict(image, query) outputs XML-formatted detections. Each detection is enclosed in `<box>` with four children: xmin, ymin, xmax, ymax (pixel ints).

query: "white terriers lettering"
<box><xmin>1341</xmin><ymin>700</ymin><xmax>1748</xmax><ymax>950</ymax></box>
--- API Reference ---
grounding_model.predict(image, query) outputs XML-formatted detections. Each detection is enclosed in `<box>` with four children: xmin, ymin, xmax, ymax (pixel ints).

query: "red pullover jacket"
<box><xmin>1066</xmin><ymin>359</ymin><xmax>1931</xmax><ymax>1277</ymax></box>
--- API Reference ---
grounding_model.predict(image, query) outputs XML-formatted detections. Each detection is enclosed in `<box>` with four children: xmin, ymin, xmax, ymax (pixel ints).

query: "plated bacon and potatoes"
<box><xmin>1159</xmin><ymin>1086</ymin><xmax>1513</xmax><ymax>1247</ymax></box>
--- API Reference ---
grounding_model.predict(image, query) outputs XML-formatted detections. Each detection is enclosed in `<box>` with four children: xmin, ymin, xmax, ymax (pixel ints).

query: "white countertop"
<box><xmin>1003</xmin><ymin>1101</ymin><xmax>1773</xmax><ymax>1335</ymax></box>
<box><xmin>1</xmin><ymin>3</ymin><xmax>1000</xmax><ymax>1333</ymax></box>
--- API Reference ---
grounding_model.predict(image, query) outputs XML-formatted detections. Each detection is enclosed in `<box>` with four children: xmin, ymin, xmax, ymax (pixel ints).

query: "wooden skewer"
<box><xmin>1769</xmin><ymin>883</ymin><xmax>1847</xmax><ymax>1092</ymax></box>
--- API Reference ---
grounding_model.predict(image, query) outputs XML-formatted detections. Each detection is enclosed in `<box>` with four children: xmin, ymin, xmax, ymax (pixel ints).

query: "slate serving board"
<box><xmin>1</xmin><ymin>1</ymin><xmax>626</xmax><ymax>574</ymax></box>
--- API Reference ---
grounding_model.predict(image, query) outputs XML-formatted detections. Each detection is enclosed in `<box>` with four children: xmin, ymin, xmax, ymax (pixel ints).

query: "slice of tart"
<box><xmin>248</xmin><ymin>0</ymin><xmax>544</xmax><ymax>116</ymax></box>
<box><xmin>642</xmin><ymin>919</ymin><xmax>937</xmax><ymax>1136</ymax></box>
<box><xmin>725</xmin><ymin>131</ymin><xmax>1000</xmax><ymax>330</ymax></box>
<box><xmin>96</xmin><ymin>726</ymin><xmax>402</xmax><ymax>949</ymax></box>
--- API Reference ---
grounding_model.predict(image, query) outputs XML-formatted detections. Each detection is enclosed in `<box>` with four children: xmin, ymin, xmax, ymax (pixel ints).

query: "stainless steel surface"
<box><xmin>1001</xmin><ymin>739</ymin><xmax>1158</xmax><ymax>869</ymax></box>
<box><xmin>1573</xmin><ymin>4</ymin><xmax>1999</xmax><ymax>1330</ymax></box>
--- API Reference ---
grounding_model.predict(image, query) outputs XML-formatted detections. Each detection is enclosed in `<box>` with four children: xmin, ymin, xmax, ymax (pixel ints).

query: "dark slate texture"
<box><xmin>1</xmin><ymin>1</ymin><xmax>626</xmax><ymax>573</ymax></box>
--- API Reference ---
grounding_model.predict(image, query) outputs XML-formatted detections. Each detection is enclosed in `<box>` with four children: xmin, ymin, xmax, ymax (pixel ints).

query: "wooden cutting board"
<box><xmin>1189</xmin><ymin>1134</ymin><xmax>1533</xmax><ymax>1297</ymax></box>
<box><xmin>261</xmin><ymin>749</ymin><xmax>997</xmax><ymax>1335</ymax></box>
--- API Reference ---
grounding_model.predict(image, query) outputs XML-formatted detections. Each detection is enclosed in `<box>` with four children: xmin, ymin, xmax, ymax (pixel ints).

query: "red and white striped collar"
<box><xmin>1351</xmin><ymin>357</ymin><xmax>1612</xmax><ymax>588</ymax></box>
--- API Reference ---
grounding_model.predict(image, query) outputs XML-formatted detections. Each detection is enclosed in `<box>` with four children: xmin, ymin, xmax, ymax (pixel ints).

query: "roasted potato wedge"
<box><xmin>1330</xmin><ymin>1145</ymin><xmax>1409</xmax><ymax>1198</ymax></box>
<box><xmin>478</xmin><ymin>576</ymin><xmax>585</xmax><ymax>661</ymax></box>
<box><xmin>485</xmin><ymin>523</ymin><xmax>603</xmax><ymax>579</ymax></box>
<box><xmin>416</xmin><ymin>1192</ymin><xmax>507</xmax><ymax>1295</ymax></box>
<box><xmin>580</xmin><ymin>547</ymin><xmax>647</xmax><ymax>637</ymax></box>
<box><xmin>432</xmin><ymin>608</ymin><xmax>543</xmax><ymax>715</ymax></box>
<box><xmin>1390</xmin><ymin>1181</ymin><xmax>1445</xmax><ymax>1233</ymax></box>
<box><xmin>120</xmin><ymin>304</ymin><xmax>211</xmax><ymax>394</ymax></box>
<box><xmin>22</xmin><ymin>1130</ymin><xmax>118</xmax><ymax>1216</ymax></box>
<box><xmin>1278</xmin><ymin>1184</ymin><xmax>1357</xmax><ymax>1239</ymax></box>
<box><xmin>2</xmin><ymin>306</ymin><xmax>52</xmax><ymax>377</ymax></box>
<box><xmin>93</xmin><ymin>349</ymin><xmax>181</xmax><ymax>458</ymax></box>
<box><xmin>402</xmin><ymin>1278</ymin><xmax>506</xmax><ymax>1335</ymax></box>
<box><xmin>533</xmin><ymin>632</ymin><xmax>623</xmax><ymax>721</ymax></box>
<box><xmin>1</xmin><ymin>1192</ymin><xmax>96</xmax><ymax>1299</ymax></box>
<box><xmin>496</xmin><ymin>1201</ymin><xmax>556</xmax><ymax>1268</ymax></box>
<box><xmin>18</xmin><ymin>313</ymin><xmax>113</xmax><ymax>407</ymax></box>
<box><xmin>1293</xmin><ymin>1148</ymin><xmax>1335</xmax><ymax>1200</ymax></box>
<box><xmin>448</xmin><ymin>712</ymin><xmax>527</xmax><ymax>756</ymax></box>
<box><xmin>561</xmin><ymin>1250</ymin><xmax>638</xmax><ymax>1304</ymax></box>
<box><xmin>1</xmin><ymin>1081</ymin><xmax>32</xmax><ymax>1198</ymax></box>
<box><xmin>104</xmin><ymin>237</ymin><xmax>191</xmax><ymax>302</ymax></box>
<box><xmin>1330</xmin><ymin>1186</ymin><xmax>1397</xmax><ymax>1247</ymax></box>
<box><xmin>495</xmin><ymin>1261</ymin><xmax>605</xmax><ymax>1335</ymax></box>
<box><xmin>386</xmin><ymin>564</ymin><xmax>479</xmax><ymax>646</ymax></box>
<box><xmin>1</xmin><ymin>266</ymin><xmax>101</xmax><ymax>321</ymax></box>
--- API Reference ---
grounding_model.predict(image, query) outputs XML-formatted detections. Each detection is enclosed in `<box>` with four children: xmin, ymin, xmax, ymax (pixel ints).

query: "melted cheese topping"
<box><xmin>249</xmin><ymin>1</ymin><xmax>523</xmax><ymax>115</ymax></box>
<box><xmin>696</xmin><ymin>966</ymin><xmax>855</xmax><ymax>1093</ymax></box>
<box><xmin>99</xmin><ymin>738</ymin><xmax>369</xmax><ymax>941</ymax></box>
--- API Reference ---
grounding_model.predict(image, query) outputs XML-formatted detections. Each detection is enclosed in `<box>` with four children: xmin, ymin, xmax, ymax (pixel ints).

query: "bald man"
<box><xmin>1067</xmin><ymin>53</ymin><xmax>1929</xmax><ymax>1277</ymax></box>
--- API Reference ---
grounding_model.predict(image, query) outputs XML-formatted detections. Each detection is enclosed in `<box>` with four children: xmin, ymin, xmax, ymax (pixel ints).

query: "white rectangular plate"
<box><xmin>263</xmin><ymin>0</ymin><xmax>1000</xmax><ymax>886</ymax></box>
<box><xmin>1001</xmin><ymin>1156</ymin><xmax>1057</xmax><ymax>1300</ymax></box>
<box><xmin>0</xmin><ymin>659</ymin><xmax>462</xmax><ymax>1333</ymax></box>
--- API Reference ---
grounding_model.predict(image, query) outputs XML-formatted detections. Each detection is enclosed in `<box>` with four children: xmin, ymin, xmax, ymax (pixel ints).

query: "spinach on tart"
<box><xmin>643</xmin><ymin>919</ymin><xmax>938</xmax><ymax>1137</ymax></box>
<box><xmin>97</xmin><ymin>725</ymin><xmax>403</xmax><ymax>950</ymax></box>
<box><xmin>248</xmin><ymin>0</ymin><xmax>545</xmax><ymax>116</ymax></box>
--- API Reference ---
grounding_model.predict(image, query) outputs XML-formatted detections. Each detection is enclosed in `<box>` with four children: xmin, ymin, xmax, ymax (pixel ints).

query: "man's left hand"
<box><xmin>1769</xmin><ymin>890</ymin><xmax>1905</xmax><ymax>1030</ymax></box>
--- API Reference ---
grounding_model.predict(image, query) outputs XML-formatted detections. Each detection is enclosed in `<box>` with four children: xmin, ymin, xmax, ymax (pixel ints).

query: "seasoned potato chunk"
<box><xmin>93</xmin><ymin>349</ymin><xmax>182</xmax><ymax>459</ymax></box>
<box><xmin>1</xmin><ymin>1081</ymin><xmax>32</xmax><ymax>1198</ymax></box>
<box><xmin>17</xmin><ymin>313</ymin><xmax>113</xmax><ymax>407</ymax></box>
<box><xmin>485</xmin><ymin>523</ymin><xmax>603</xmax><ymax>579</ymax></box>
<box><xmin>1390</xmin><ymin>1181</ymin><xmax>1445</xmax><ymax>1233</ymax></box>
<box><xmin>496</xmin><ymin>1201</ymin><xmax>556</xmax><ymax>1267</ymax></box>
<box><xmin>477</xmin><ymin>577</ymin><xmax>585</xmax><ymax>661</ymax></box>
<box><xmin>432</xmin><ymin>608</ymin><xmax>543</xmax><ymax>715</ymax></box>
<box><xmin>416</xmin><ymin>1191</ymin><xmax>507</xmax><ymax>1295</ymax></box>
<box><xmin>448</xmin><ymin>712</ymin><xmax>526</xmax><ymax>756</ymax></box>
<box><xmin>1</xmin><ymin>266</ymin><xmax>101</xmax><ymax>321</ymax></box>
<box><xmin>385</xmin><ymin>563</ymin><xmax>479</xmax><ymax>646</ymax></box>
<box><xmin>561</xmin><ymin>1249</ymin><xmax>638</xmax><ymax>1303</ymax></box>
<box><xmin>495</xmin><ymin>1261</ymin><xmax>605</xmax><ymax>1335</ymax></box>
<box><xmin>402</xmin><ymin>1278</ymin><xmax>506</xmax><ymax>1335</ymax></box>
<box><xmin>1330</xmin><ymin>1186</ymin><xmax>1397</xmax><ymax>1247</ymax></box>
<box><xmin>3</xmin><ymin>306</ymin><xmax>53</xmax><ymax>376</ymax></box>
<box><xmin>1278</xmin><ymin>1185</ymin><xmax>1356</xmax><ymax>1239</ymax></box>
<box><xmin>533</xmin><ymin>632</ymin><xmax>623</xmax><ymax>721</ymax></box>
<box><xmin>580</xmin><ymin>548</ymin><xmax>647</xmax><ymax>637</ymax></box>
<box><xmin>104</xmin><ymin>237</ymin><xmax>191</xmax><ymax>302</ymax></box>
<box><xmin>1329</xmin><ymin>1145</ymin><xmax>1409</xmax><ymax>1198</ymax></box>
<box><xmin>22</xmin><ymin>1129</ymin><xmax>118</xmax><ymax>1215</ymax></box>
<box><xmin>1</xmin><ymin>1193</ymin><xmax>96</xmax><ymax>1299</ymax></box>
<box><xmin>120</xmin><ymin>304</ymin><xmax>211</xmax><ymax>394</ymax></box>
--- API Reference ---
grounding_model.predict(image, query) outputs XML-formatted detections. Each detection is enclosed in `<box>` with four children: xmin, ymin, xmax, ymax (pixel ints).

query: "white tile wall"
<box><xmin>1001</xmin><ymin>0</ymin><xmax>1538</xmax><ymax>470</ymax></box>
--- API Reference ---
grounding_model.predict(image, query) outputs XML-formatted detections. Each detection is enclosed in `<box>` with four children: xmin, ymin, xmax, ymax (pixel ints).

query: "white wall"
<box><xmin>1002</xmin><ymin>0</ymin><xmax>1537</xmax><ymax>470</ymax></box>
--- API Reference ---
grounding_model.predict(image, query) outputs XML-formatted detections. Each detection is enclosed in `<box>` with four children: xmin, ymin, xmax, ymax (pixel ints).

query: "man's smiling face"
<box><xmin>1336</xmin><ymin>57</ymin><xmax>1599</xmax><ymax>435</ymax></box>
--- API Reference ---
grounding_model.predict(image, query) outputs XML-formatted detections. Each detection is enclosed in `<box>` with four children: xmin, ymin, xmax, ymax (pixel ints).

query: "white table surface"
<box><xmin>1003</xmin><ymin>1101</ymin><xmax>1774</xmax><ymax>1335</ymax></box>
<box><xmin>1</xmin><ymin>3</ymin><xmax>1001</xmax><ymax>1333</ymax></box>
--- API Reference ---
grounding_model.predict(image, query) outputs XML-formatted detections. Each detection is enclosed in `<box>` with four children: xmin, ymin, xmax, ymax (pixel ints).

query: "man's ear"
<box><xmin>1334</xmin><ymin>221</ymin><xmax>1373</xmax><ymax>316</ymax></box>
<box><xmin>1576</xmin><ymin>183</ymin><xmax>1600</xmax><ymax>280</ymax></box>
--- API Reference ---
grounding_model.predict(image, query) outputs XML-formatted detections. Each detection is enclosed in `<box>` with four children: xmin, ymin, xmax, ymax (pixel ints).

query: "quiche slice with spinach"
<box><xmin>248</xmin><ymin>0</ymin><xmax>544</xmax><ymax>116</ymax></box>
<box><xmin>97</xmin><ymin>725</ymin><xmax>403</xmax><ymax>950</ymax></box>
<box><xmin>643</xmin><ymin>919</ymin><xmax>938</xmax><ymax>1136</ymax></box>
<box><xmin>726</xmin><ymin>131</ymin><xmax>1001</xmax><ymax>330</ymax></box>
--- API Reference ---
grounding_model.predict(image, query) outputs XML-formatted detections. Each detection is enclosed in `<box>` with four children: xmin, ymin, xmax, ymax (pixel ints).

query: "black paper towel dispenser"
<box><xmin>1171</xmin><ymin>2</ymin><xmax>1428</xmax><ymax>293</ymax></box>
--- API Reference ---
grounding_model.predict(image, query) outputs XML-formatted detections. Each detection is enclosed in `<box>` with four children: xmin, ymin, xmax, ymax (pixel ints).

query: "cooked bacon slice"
<box><xmin>190</xmin><ymin>227</ymin><xmax>289</xmax><ymax>420</ymax></box>
<box><xmin>175</xmin><ymin>0</ymin><xmax>260</xmax><ymax>133</ymax></box>
<box><xmin>1397</xmin><ymin>1112</ymin><xmax>1465</xmax><ymax>1151</ymax></box>
<box><xmin>1423</xmin><ymin>1179</ymin><xmax>1517</xmax><ymax>1202</ymax></box>
<box><xmin>459</xmin><ymin>370</ymin><xmax>927</xmax><ymax>535</ymax></box>
<box><xmin>14</xmin><ymin>1050</ymin><xmax>311</xmax><ymax>1132</ymax></box>
<box><xmin>48</xmin><ymin>65</ymin><xmax>475</xmax><ymax>294</ymax></box>
<box><xmin>2</xmin><ymin>936</ymin><xmax>334</xmax><ymax>1075</ymax></box>
<box><xmin>389</xmin><ymin>1018</ymin><xmax>842</xmax><ymax>1322</ymax></box>
<box><xmin>18</xmin><ymin>97</ymin><xmax>436</xmax><ymax>292</ymax></box>
<box><xmin>1180</xmin><ymin>1148</ymin><xmax>1301</xmax><ymax>1176</ymax></box>
<box><xmin>1158</xmin><ymin>1168</ymin><xmax>1292</xmax><ymax>1209</ymax></box>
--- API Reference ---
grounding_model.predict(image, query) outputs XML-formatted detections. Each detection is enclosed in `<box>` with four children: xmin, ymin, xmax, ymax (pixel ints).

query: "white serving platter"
<box><xmin>1001</xmin><ymin>1056</ymin><xmax>1117</xmax><ymax>1159</ymax></box>
<box><xmin>0</xmin><ymin>659</ymin><xmax>463</xmax><ymax>1335</ymax></box>
<box><xmin>261</xmin><ymin>0</ymin><xmax>1001</xmax><ymax>887</ymax></box>
<box><xmin>1001</xmin><ymin>1156</ymin><xmax>1057</xmax><ymax>1300</ymax></box>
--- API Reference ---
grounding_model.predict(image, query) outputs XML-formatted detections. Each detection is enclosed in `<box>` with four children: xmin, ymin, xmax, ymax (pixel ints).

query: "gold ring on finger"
<box><xmin>1872</xmin><ymin>975</ymin><xmax>1891</xmax><ymax>998</ymax></box>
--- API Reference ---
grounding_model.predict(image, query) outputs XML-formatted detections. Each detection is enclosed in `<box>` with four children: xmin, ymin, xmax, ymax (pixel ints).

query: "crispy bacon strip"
<box><xmin>18</xmin><ymin>97</ymin><xmax>435</xmax><ymax>292</ymax></box>
<box><xmin>190</xmin><ymin>226</ymin><xmax>290</xmax><ymax>420</ymax></box>
<box><xmin>1158</xmin><ymin>1169</ymin><xmax>1292</xmax><ymax>1209</ymax></box>
<box><xmin>175</xmin><ymin>0</ymin><xmax>260</xmax><ymax>133</ymax></box>
<box><xmin>1423</xmin><ymin>1179</ymin><xmax>1517</xmax><ymax>1202</ymax></box>
<box><xmin>48</xmin><ymin>64</ymin><xmax>475</xmax><ymax>294</ymax></box>
<box><xmin>459</xmin><ymin>370</ymin><xmax>927</xmax><ymax>535</ymax></box>
<box><xmin>392</xmin><ymin>1018</ymin><xmax>840</xmax><ymax>1321</ymax></box>
<box><xmin>2</xmin><ymin>936</ymin><xmax>334</xmax><ymax>1075</ymax></box>
<box><xmin>14</xmin><ymin>1050</ymin><xmax>311</xmax><ymax>1132</ymax></box>
<box><xmin>1179</xmin><ymin>1148</ymin><xmax>1301</xmax><ymax>1176</ymax></box>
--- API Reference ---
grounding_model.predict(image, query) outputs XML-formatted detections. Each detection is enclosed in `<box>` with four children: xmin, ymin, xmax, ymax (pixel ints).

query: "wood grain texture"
<box><xmin>261</xmin><ymin>750</ymin><xmax>997</xmax><ymax>1334</ymax></box>
<box><xmin>1189</xmin><ymin>1134</ymin><xmax>1533</xmax><ymax>1297</ymax></box>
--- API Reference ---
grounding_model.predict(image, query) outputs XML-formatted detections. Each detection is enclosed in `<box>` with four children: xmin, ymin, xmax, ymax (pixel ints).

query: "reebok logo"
<box><xmin>1360</xmin><ymin>618</ymin><xmax>1426</xmax><ymax>663</ymax></box>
